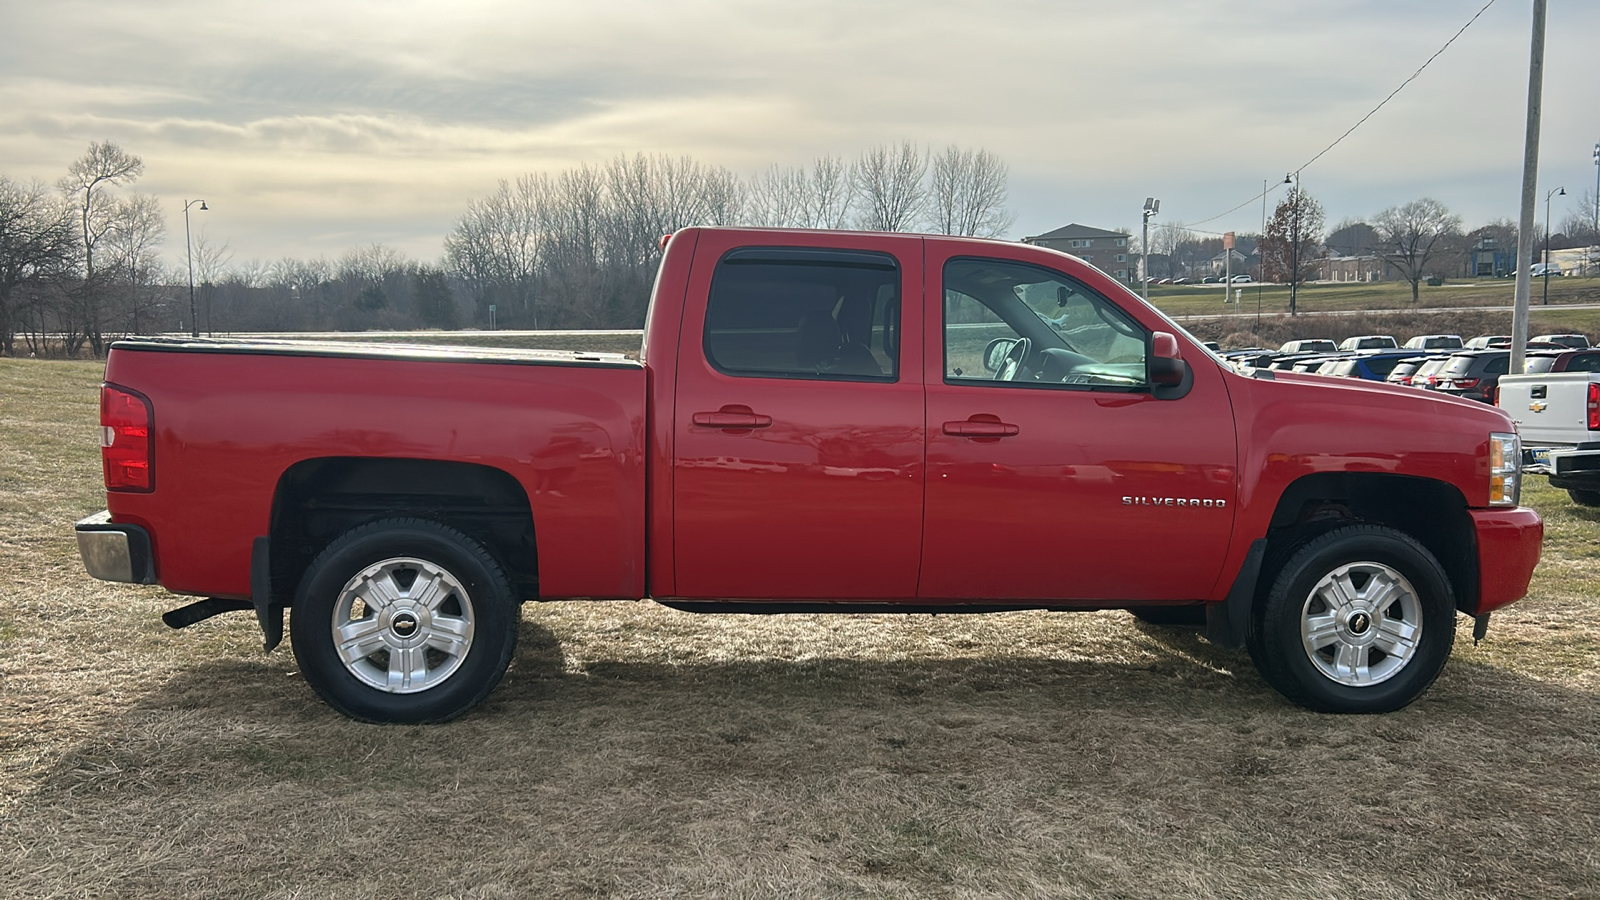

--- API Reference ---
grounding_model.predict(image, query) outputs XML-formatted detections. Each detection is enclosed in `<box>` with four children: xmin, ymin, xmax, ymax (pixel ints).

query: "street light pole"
<box><xmin>183</xmin><ymin>199</ymin><xmax>208</xmax><ymax>337</ymax></box>
<box><xmin>1285</xmin><ymin>174</ymin><xmax>1298</xmax><ymax>316</ymax></box>
<box><xmin>1141</xmin><ymin>197</ymin><xmax>1159</xmax><ymax>300</ymax></box>
<box><xmin>1544</xmin><ymin>185</ymin><xmax>1564</xmax><ymax>305</ymax></box>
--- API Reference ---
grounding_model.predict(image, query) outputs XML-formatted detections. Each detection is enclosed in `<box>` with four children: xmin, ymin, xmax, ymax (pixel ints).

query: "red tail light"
<box><xmin>1588</xmin><ymin>382</ymin><xmax>1600</xmax><ymax>431</ymax></box>
<box><xmin>1449</xmin><ymin>378</ymin><xmax>1480</xmax><ymax>389</ymax></box>
<box><xmin>101</xmin><ymin>384</ymin><xmax>153</xmax><ymax>491</ymax></box>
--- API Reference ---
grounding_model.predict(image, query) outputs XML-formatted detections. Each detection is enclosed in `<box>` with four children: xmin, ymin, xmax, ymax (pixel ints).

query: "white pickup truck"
<box><xmin>1498</xmin><ymin>369</ymin><xmax>1600</xmax><ymax>505</ymax></box>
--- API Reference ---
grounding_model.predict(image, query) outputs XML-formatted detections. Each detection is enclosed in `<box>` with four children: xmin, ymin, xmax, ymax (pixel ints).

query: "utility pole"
<box><xmin>1286</xmin><ymin>174</ymin><xmax>1300</xmax><ymax>317</ymax></box>
<box><xmin>1511</xmin><ymin>0</ymin><xmax>1547</xmax><ymax>377</ymax></box>
<box><xmin>1141</xmin><ymin>198</ymin><xmax>1159</xmax><ymax>299</ymax></box>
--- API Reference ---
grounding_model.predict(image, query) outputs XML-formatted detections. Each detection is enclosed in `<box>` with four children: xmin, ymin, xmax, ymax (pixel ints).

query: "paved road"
<box><xmin>1171</xmin><ymin>302</ymin><xmax>1600</xmax><ymax>321</ymax></box>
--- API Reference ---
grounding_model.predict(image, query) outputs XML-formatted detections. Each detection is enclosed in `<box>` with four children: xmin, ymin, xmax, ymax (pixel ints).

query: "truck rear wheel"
<box><xmin>1247</xmin><ymin>525</ymin><xmax>1454</xmax><ymax>713</ymax></box>
<box><xmin>289</xmin><ymin>518</ymin><xmax>519</xmax><ymax>723</ymax></box>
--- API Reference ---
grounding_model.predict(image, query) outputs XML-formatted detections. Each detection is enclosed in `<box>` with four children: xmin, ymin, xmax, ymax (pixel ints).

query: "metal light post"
<box><xmin>1593</xmin><ymin>142</ymin><xmax>1599</xmax><ymax>274</ymax></box>
<box><xmin>1141</xmin><ymin>197</ymin><xmax>1159</xmax><ymax>299</ymax></box>
<box><xmin>183</xmin><ymin>199</ymin><xmax>208</xmax><ymax>337</ymax></box>
<box><xmin>1284</xmin><ymin>174</ymin><xmax>1299</xmax><ymax>316</ymax></box>
<box><xmin>1544</xmin><ymin>186</ymin><xmax>1563</xmax><ymax>304</ymax></box>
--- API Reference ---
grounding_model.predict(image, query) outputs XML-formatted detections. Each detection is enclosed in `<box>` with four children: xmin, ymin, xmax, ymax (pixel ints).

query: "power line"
<box><xmin>1184</xmin><ymin>0</ymin><xmax>1499</xmax><ymax>230</ymax></box>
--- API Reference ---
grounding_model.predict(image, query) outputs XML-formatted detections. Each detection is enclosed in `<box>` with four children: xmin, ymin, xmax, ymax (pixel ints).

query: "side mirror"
<box><xmin>1149</xmin><ymin>331</ymin><xmax>1193</xmax><ymax>398</ymax></box>
<box><xmin>983</xmin><ymin>338</ymin><xmax>1015</xmax><ymax>373</ymax></box>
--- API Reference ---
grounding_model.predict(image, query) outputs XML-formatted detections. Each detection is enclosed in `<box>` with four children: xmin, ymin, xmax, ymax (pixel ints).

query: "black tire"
<box><xmin>289</xmin><ymin>518</ymin><xmax>519</xmax><ymax>724</ymax></box>
<box><xmin>1568</xmin><ymin>489</ymin><xmax>1600</xmax><ymax>507</ymax></box>
<box><xmin>1247</xmin><ymin>525</ymin><xmax>1455</xmax><ymax>714</ymax></box>
<box><xmin>1128</xmin><ymin>605</ymin><xmax>1207</xmax><ymax>627</ymax></box>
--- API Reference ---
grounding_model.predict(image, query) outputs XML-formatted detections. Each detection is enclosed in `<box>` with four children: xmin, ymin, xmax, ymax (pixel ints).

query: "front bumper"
<box><xmin>75</xmin><ymin>511</ymin><xmax>156</xmax><ymax>584</ymax></box>
<box><xmin>1522</xmin><ymin>443</ymin><xmax>1600</xmax><ymax>484</ymax></box>
<box><xmin>1469</xmin><ymin>507</ymin><xmax>1543</xmax><ymax>615</ymax></box>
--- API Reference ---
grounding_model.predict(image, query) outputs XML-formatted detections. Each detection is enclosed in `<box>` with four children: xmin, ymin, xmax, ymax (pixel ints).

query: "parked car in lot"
<box><xmin>1466</xmin><ymin>335</ymin><xmax>1511</xmax><ymax>350</ymax></box>
<box><xmin>1229</xmin><ymin>274</ymin><xmax>1252</xmax><ymax>283</ymax></box>
<box><xmin>1403</xmin><ymin>334</ymin><xmax>1463</xmax><ymax>351</ymax></box>
<box><xmin>1526</xmin><ymin>263</ymin><xmax>1563</xmax><ymax>277</ymax></box>
<box><xmin>1532</xmin><ymin>333</ymin><xmax>1589</xmax><ymax>349</ymax></box>
<box><xmin>1434</xmin><ymin>351</ymin><xmax>1511</xmax><ymax>404</ymax></box>
<box><xmin>1386</xmin><ymin>357</ymin><xmax>1430</xmax><ymax>386</ymax></box>
<box><xmin>1524</xmin><ymin>349</ymin><xmax>1600</xmax><ymax>374</ymax></box>
<box><xmin>1339</xmin><ymin>335</ymin><xmax>1399</xmax><ymax>351</ymax></box>
<box><xmin>1519</xmin><ymin>351</ymin><xmax>1572</xmax><ymax>374</ymax></box>
<box><xmin>74</xmin><ymin>226</ymin><xmax>1543</xmax><ymax>720</ymax></box>
<box><xmin>1278</xmin><ymin>339</ymin><xmax>1338</xmax><ymax>354</ymax></box>
<box><xmin>1318</xmin><ymin>351</ymin><xmax>1417</xmax><ymax>381</ymax></box>
<box><xmin>1407</xmin><ymin>356</ymin><xmax>1453</xmax><ymax>389</ymax></box>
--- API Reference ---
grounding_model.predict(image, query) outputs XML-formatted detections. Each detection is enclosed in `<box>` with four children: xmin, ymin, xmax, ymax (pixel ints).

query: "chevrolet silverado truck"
<box><xmin>1498</xmin><ymin>366</ymin><xmax>1600</xmax><ymax>505</ymax></box>
<box><xmin>76</xmin><ymin>227</ymin><xmax>1543</xmax><ymax>722</ymax></box>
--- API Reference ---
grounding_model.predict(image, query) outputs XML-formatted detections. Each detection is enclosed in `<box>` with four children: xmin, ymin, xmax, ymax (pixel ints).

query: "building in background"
<box><xmin>1023</xmin><ymin>224</ymin><xmax>1132</xmax><ymax>282</ymax></box>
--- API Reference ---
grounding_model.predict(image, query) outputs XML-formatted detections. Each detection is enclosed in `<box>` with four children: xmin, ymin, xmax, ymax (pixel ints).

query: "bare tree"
<box><xmin>445</xmin><ymin>175</ymin><xmax>542</xmax><ymax>326</ymax></box>
<box><xmin>1559</xmin><ymin>189</ymin><xmax>1598</xmax><ymax>251</ymax></box>
<box><xmin>1260</xmin><ymin>187</ymin><xmax>1326</xmax><ymax>313</ymax></box>
<box><xmin>58</xmin><ymin>142</ymin><xmax>146</xmax><ymax>352</ymax></box>
<box><xmin>0</xmin><ymin>177</ymin><xmax>74</xmax><ymax>355</ymax></box>
<box><xmin>926</xmin><ymin>146</ymin><xmax>1014</xmax><ymax>237</ymax></box>
<box><xmin>1374</xmin><ymin>198</ymin><xmax>1462</xmax><ymax>303</ymax></box>
<box><xmin>851</xmin><ymin>142</ymin><xmax>927</xmax><ymax>232</ymax></box>
<box><xmin>750</xmin><ymin>155</ymin><xmax>856</xmax><ymax>229</ymax></box>
<box><xmin>747</xmin><ymin>165</ymin><xmax>809</xmax><ymax>227</ymax></box>
<box><xmin>805</xmin><ymin>154</ymin><xmax>854</xmax><ymax>229</ymax></box>
<box><xmin>98</xmin><ymin>193</ymin><xmax>167</xmax><ymax>344</ymax></box>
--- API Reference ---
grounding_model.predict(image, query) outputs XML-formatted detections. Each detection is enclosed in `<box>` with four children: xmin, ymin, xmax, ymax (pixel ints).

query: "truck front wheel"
<box><xmin>1248</xmin><ymin>525</ymin><xmax>1455</xmax><ymax>713</ymax></box>
<box><xmin>289</xmin><ymin>518</ymin><xmax>519</xmax><ymax>723</ymax></box>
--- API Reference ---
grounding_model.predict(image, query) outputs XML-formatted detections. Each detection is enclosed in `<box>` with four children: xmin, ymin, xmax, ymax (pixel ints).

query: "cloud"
<box><xmin>0</xmin><ymin>0</ymin><xmax>1595</xmax><ymax>266</ymax></box>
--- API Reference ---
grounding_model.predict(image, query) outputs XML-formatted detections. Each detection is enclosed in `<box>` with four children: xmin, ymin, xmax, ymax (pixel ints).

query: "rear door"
<box><xmin>670</xmin><ymin>231</ymin><xmax>926</xmax><ymax>600</ymax></box>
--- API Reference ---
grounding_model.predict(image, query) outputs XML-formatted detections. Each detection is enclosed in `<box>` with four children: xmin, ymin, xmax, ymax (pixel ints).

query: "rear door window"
<box><xmin>703</xmin><ymin>248</ymin><xmax>899</xmax><ymax>381</ymax></box>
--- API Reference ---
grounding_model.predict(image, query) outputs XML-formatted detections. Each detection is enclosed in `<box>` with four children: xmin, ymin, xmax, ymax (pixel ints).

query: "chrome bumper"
<box><xmin>75</xmin><ymin>511</ymin><xmax>156</xmax><ymax>584</ymax></box>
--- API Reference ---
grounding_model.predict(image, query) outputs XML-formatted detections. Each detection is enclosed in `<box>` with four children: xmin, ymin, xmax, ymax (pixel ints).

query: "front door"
<box><xmin>671</xmin><ymin>233</ymin><xmax>925</xmax><ymax>600</ymax></box>
<box><xmin>920</xmin><ymin>248</ymin><xmax>1238</xmax><ymax>603</ymax></box>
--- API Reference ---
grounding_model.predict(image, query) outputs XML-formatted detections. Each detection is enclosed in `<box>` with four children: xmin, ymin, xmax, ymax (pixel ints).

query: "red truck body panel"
<box><xmin>97</xmin><ymin>226</ymin><xmax>1540</xmax><ymax>618</ymax></box>
<box><xmin>104</xmin><ymin>345</ymin><xmax>647</xmax><ymax>601</ymax></box>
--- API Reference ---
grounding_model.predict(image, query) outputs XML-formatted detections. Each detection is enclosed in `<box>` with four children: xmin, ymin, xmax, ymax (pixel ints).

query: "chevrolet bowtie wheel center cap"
<box><xmin>1347</xmin><ymin>612</ymin><xmax>1372</xmax><ymax>636</ymax></box>
<box><xmin>392</xmin><ymin>613</ymin><xmax>419</xmax><ymax>638</ymax></box>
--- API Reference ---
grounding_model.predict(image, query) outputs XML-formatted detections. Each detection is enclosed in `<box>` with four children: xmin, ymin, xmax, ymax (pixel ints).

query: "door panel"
<box><xmin>671</xmin><ymin>232</ymin><xmax>925</xmax><ymax>600</ymax></box>
<box><xmin>920</xmin><ymin>248</ymin><xmax>1239</xmax><ymax>602</ymax></box>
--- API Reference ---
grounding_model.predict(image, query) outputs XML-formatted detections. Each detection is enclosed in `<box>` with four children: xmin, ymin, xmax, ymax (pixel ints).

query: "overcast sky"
<box><xmin>1</xmin><ymin>0</ymin><xmax>1596</xmax><ymax>270</ymax></box>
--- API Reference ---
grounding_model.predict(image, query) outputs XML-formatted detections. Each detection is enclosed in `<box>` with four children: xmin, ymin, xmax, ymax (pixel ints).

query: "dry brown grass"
<box><xmin>2</xmin><ymin>357</ymin><xmax>1598</xmax><ymax>899</ymax></box>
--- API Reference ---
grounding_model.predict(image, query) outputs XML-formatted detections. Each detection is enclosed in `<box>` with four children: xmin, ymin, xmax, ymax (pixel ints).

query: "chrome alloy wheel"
<box><xmin>331</xmin><ymin>557</ymin><xmax>475</xmax><ymax>693</ymax></box>
<box><xmin>1299</xmin><ymin>561</ymin><xmax>1422</xmax><ymax>687</ymax></box>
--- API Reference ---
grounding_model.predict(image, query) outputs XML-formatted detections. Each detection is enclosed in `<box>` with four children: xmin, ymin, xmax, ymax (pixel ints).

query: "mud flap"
<box><xmin>251</xmin><ymin>537</ymin><xmax>284</xmax><ymax>653</ymax></box>
<box><xmin>1205</xmin><ymin>539</ymin><xmax>1267</xmax><ymax>650</ymax></box>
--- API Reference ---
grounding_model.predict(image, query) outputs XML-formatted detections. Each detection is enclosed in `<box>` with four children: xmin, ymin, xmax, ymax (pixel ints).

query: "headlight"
<box><xmin>1489</xmin><ymin>432</ymin><xmax>1520</xmax><ymax>507</ymax></box>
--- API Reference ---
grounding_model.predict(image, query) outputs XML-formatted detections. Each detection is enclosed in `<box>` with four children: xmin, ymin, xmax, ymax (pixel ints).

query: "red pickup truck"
<box><xmin>76</xmin><ymin>227</ymin><xmax>1542</xmax><ymax>722</ymax></box>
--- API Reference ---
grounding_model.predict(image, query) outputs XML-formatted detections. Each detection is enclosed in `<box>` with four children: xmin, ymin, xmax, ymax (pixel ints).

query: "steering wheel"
<box><xmin>996</xmin><ymin>337</ymin><xmax>1032</xmax><ymax>382</ymax></box>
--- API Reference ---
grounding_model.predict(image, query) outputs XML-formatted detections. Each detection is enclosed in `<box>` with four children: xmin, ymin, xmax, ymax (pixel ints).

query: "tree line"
<box><xmin>1147</xmin><ymin>185</ymin><xmax>1599</xmax><ymax>313</ymax></box>
<box><xmin>0</xmin><ymin>141</ymin><xmax>1013</xmax><ymax>353</ymax></box>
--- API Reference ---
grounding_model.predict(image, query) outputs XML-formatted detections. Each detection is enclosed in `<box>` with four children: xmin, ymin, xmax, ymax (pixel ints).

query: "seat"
<box><xmin>830</xmin><ymin>294</ymin><xmax>883</xmax><ymax>376</ymax></box>
<box><xmin>795</xmin><ymin>310</ymin><xmax>841</xmax><ymax>373</ymax></box>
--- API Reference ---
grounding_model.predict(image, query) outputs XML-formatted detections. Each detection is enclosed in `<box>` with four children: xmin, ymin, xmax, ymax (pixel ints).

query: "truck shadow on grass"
<box><xmin>5</xmin><ymin>610</ymin><xmax>1598</xmax><ymax>899</ymax></box>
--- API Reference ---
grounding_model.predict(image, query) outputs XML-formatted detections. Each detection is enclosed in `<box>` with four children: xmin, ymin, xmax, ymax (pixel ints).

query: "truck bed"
<box><xmin>102</xmin><ymin>337</ymin><xmax>648</xmax><ymax>601</ymax></box>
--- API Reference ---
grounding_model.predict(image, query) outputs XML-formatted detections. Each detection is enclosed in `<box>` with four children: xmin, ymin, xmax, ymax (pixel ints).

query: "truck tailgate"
<box><xmin>1498</xmin><ymin>372</ymin><xmax>1600</xmax><ymax>447</ymax></box>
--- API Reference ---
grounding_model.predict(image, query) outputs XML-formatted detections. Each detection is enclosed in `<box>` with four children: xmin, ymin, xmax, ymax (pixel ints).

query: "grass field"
<box><xmin>2</xmin><ymin>357</ymin><xmax>1598</xmax><ymax>899</ymax></box>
